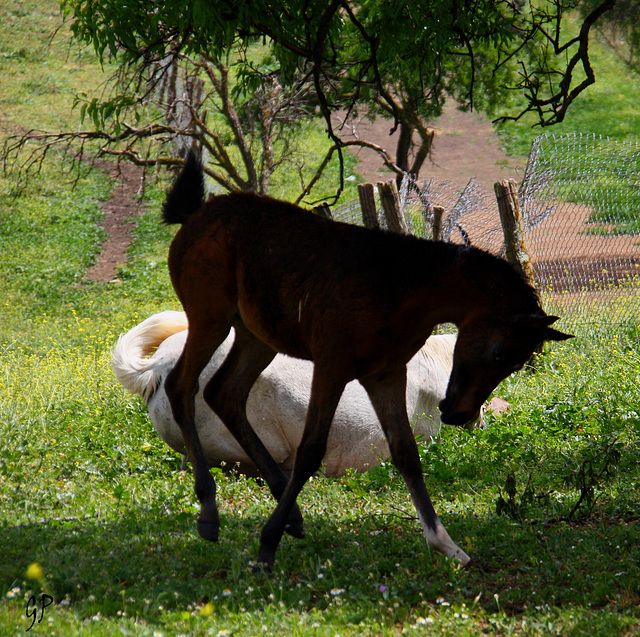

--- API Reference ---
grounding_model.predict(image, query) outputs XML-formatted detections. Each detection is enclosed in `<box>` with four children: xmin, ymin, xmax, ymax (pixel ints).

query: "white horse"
<box><xmin>112</xmin><ymin>311</ymin><xmax>471</xmax><ymax>477</ymax></box>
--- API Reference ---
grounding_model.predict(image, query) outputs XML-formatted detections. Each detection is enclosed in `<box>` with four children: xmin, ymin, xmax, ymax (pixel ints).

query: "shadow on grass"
<box><xmin>2</xmin><ymin>502</ymin><xmax>639</xmax><ymax>622</ymax></box>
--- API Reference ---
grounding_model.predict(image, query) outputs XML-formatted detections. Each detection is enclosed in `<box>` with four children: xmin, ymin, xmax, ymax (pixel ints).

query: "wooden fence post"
<box><xmin>431</xmin><ymin>205</ymin><xmax>445</xmax><ymax>241</ymax></box>
<box><xmin>313</xmin><ymin>202</ymin><xmax>333</xmax><ymax>220</ymax></box>
<box><xmin>377</xmin><ymin>180</ymin><xmax>408</xmax><ymax>234</ymax></box>
<box><xmin>494</xmin><ymin>179</ymin><xmax>535</xmax><ymax>282</ymax></box>
<box><xmin>358</xmin><ymin>183</ymin><xmax>379</xmax><ymax>229</ymax></box>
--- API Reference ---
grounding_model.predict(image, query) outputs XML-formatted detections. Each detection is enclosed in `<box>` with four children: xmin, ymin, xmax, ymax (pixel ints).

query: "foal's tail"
<box><xmin>162</xmin><ymin>150</ymin><xmax>207</xmax><ymax>225</ymax></box>
<box><xmin>112</xmin><ymin>311</ymin><xmax>188</xmax><ymax>401</ymax></box>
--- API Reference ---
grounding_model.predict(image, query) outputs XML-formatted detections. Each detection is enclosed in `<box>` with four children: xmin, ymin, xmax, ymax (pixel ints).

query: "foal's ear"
<box><xmin>545</xmin><ymin>327</ymin><xmax>574</xmax><ymax>342</ymax></box>
<box><xmin>514</xmin><ymin>314</ymin><xmax>573</xmax><ymax>341</ymax></box>
<box><xmin>538</xmin><ymin>315</ymin><xmax>574</xmax><ymax>341</ymax></box>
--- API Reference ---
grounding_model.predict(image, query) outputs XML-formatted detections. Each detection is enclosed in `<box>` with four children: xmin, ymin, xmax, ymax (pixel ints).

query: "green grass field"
<box><xmin>1</xmin><ymin>2</ymin><xmax>640</xmax><ymax>635</ymax></box>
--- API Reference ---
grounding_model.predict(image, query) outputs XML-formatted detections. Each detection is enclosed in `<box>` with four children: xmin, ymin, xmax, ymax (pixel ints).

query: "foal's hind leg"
<box><xmin>361</xmin><ymin>369</ymin><xmax>471</xmax><ymax>565</ymax></box>
<box><xmin>256</xmin><ymin>368</ymin><xmax>348</xmax><ymax>570</ymax></box>
<box><xmin>165</xmin><ymin>321</ymin><xmax>231</xmax><ymax>542</ymax></box>
<box><xmin>202</xmin><ymin>323</ymin><xmax>305</xmax><ymax>538</ymax></box>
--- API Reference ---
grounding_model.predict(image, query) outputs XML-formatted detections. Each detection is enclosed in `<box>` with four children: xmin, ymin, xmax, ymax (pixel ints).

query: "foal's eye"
<box><xmin>492</xmin><ymin>348</ymin><xmax>504</xmax><ymax>363</ymax></box>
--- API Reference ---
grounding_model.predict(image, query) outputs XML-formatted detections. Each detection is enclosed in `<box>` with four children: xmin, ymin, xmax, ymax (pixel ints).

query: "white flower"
<box><xmin>416</xmin><ymin>616</ymin><xmax>434</xmax><ymax>625</ymax></box>
<box><xmin>330</xmin><ymin>588</ymin><xmax>345</xmax><ymax>596</ymax></box>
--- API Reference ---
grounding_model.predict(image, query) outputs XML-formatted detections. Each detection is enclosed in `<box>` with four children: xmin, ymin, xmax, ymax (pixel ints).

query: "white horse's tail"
<box><xmin>112</xmin><ymin>311</ymin><xmax>188</xmax><ymax>401</ymax></box>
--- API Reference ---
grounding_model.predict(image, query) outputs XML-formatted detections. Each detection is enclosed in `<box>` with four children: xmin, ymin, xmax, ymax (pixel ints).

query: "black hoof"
<box><xmin>197</xmin><ymin>519</ymin><xmax>220</xmax><ymax>542</ymax></box>
<box><xmin>251</xmin><ymin>562</ymin><xmax>272</xmax><ymax>575</ymax></box>
<box><xmin>284</xmin><ymin>521</ymin><xmax>306</xmax><ymax>539</ymax></box>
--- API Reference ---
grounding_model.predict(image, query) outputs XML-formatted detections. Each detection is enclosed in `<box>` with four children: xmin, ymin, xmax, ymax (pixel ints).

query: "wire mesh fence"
<box><xmin>521</xmin><ymin>134</ymin><xmax>640</xmax><ymax>336</ymax></box>
<box><xmin>330</xmin><ymin>133</ymin><xmax>640</xmax><ymax>337</ymax></box>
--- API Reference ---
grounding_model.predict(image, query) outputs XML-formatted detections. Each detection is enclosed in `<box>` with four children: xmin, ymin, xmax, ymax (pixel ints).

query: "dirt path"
<box><xmin>335</xmin><ymin>101</ymin><xmax>527</xmax><ymax>189</ymax></box>
<box><xmin>84</xmin><ymin>161</ymin><xmax>145</xmax><ymax>284</ymax></box>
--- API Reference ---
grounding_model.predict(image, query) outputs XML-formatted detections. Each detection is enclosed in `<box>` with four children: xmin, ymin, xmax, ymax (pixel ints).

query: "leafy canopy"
<box><xmin>61</xmin><ymin>0</ymin><xmax>617</xmax><ymax>128</ymax></box>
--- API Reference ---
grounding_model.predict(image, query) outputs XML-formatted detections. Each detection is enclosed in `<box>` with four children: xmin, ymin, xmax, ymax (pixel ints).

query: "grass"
<box><xmin>1</xmin><ymin>2</ymin><xmax>639</xmax><ymax>635</ymax></box>
<box><xmin>0</xmin><ymin>295</ymin><xmax>639</xmax><ymax>635</ymax></box>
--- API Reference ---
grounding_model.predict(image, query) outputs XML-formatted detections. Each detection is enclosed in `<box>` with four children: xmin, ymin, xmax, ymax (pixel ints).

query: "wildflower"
<box><xmin>216</xmin><ymin>630</ymin><xmax>232</xmax><ymax>637</ymax></box>
<box><xmin>416</xmin><ymin>616</ymin><xmax>434</xmax><ymax>625</ymax></box>
<box><xmin>6</xmin><ymin>587</ymin><xmax>21</xmax><ymax>599</ymax></box>
<box><xmin>330</xmin><ymin>588</ymin><xmax>345</xmax><ymax>596</ymax></box>
<box><xmin>222</xmin><ymin>588</ymin><xmax>232</xmax><ymax>597</ymax></box>
<box><xmin>199</xmin><ymin>602</ymin><xmax>215</xmax><ymax>617</ymax></box>
<box><xmin>25</xmin><ymin>563</ymin><xmax>44</xmax><ymax>582</ymax></box>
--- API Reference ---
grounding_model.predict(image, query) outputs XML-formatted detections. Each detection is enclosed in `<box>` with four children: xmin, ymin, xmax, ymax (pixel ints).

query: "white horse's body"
<box><xmin>113</xmin><ymin>311</ymin><xmax>460</xmax><ymax>477</ymax></box>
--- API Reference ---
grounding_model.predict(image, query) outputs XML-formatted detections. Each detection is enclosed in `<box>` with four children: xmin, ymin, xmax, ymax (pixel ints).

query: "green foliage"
<box><xmin>59</xmin><ymin>0</ymin><xmax>615</xmax><ymax>130</ymax></box>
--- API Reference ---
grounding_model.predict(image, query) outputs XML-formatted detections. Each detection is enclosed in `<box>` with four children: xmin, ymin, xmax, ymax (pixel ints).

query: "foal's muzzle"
<box><xmin>439</xmin><ymin>398</ymin><xmax>481</xmax><ymax>430</ymax></box>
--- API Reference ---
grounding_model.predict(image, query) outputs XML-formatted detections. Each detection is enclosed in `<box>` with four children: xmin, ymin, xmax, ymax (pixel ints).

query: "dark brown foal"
<box><xmin>162</xmin><ymin>151</ymin><xmax>571</xmax><ymax>569</ymax></box>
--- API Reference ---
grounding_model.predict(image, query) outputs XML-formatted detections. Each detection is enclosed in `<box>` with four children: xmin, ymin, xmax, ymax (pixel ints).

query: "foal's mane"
<box><xmin>454</xmin><ymin>245</ymin><xmax>541</xmax><ymax>310</ymax></box>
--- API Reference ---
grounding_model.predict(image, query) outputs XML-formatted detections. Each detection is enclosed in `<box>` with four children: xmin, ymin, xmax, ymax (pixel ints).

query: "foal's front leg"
<box><xmin>361</xmin><ymin>370</ymin><xmax>471</xmax><ymax>565</ymax></box>
<box><xmin>256</xmin><ymin>370</ymin><xmax>347</xmax><ymax>570</ymax></box>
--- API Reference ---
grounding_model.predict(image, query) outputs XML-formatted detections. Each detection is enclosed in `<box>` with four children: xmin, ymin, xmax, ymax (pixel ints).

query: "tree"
<box><xmin>3</xmin><ymin>44</ymin><xmax>323</xmax><ymax>198</ymax></box>
<box><xmin>5</xmin><ymin>1</ymin><xmax>617</xmax><ymax>199</ymax></box>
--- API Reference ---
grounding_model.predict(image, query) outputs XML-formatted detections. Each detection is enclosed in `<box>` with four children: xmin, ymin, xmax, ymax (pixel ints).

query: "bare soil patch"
<box><xmin>83</xmin><ymin>161</ymin><xmax>145</xmax><ymax>284</ymax></box>
<box><xmin>335</xmin><ymin>101</ymin><xmax>528</xmax><ymax>189</ymax></box>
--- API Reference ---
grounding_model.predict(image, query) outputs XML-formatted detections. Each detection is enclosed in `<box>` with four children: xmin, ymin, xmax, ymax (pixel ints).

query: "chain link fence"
<box><xmin>330</xmin><ymin>133</ymin><xmax>640</xmax><ymax>336</ymax></box>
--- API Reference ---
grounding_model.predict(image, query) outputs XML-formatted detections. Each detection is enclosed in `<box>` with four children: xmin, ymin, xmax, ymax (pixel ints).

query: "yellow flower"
<box><xmin>199</xmin><ymin>602</ymin><xmax>215</xmax><ymax>617</ymax></box>
<box><xmin>25</xmin><ymin>563</ymin><xmax>44</xmax><ymax>581</ymax></box>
